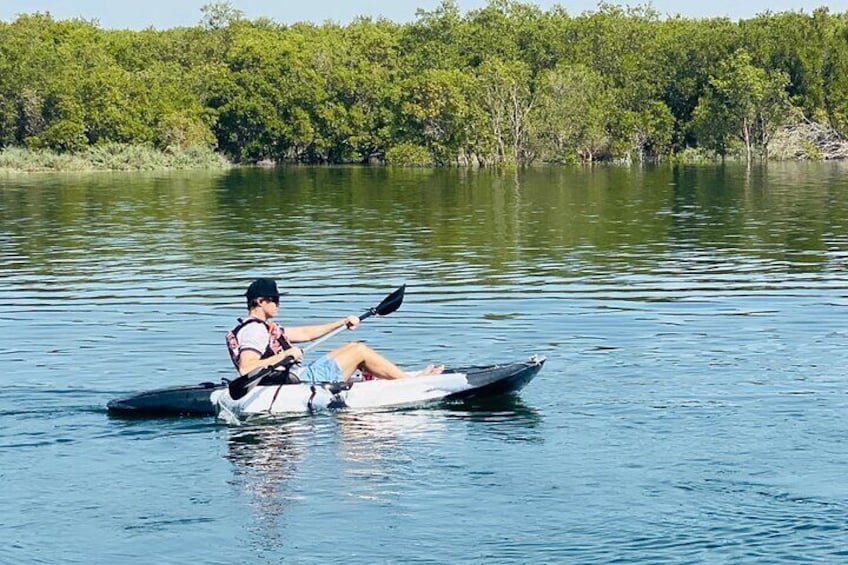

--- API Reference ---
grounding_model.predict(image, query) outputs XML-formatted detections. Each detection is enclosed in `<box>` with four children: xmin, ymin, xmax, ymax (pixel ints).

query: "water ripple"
<box><xmin>2</xmin><ymin>165</ymin><xmax>848</xmax><ymax>562</ymax></box>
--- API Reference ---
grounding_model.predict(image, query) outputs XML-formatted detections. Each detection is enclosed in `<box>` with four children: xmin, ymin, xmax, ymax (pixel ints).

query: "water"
<box><xmin>1</xmin><ymin>164</ymin><xmax>846</xmax><ymax>563</ymax></box>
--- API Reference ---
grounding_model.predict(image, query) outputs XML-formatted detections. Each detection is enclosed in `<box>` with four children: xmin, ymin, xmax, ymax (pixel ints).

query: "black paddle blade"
<box><xmin>228</xmin><ymin>376</ymin><xmax>249</xmax><ymax>400</ymax></box>
<box><xmin>374</xmin><ymin>284</ymin><xmax>405</xmax><ymax>316</ymax></box>
<box><xmin>227</xmin><ymin>359</ymin><xmax>280</xmax><ymax>400</ymax></box>
<box><xmin>228</xmin><ymin>372</ymin><xmax>259</xmax><ymax>400</ymax></box>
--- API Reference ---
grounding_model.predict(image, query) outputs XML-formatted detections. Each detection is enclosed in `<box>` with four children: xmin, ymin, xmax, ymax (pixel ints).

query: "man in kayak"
<box><xmin>227</xmin><ymin>278</ymin><xmax>443</xmax><ymax>383</ymax></box>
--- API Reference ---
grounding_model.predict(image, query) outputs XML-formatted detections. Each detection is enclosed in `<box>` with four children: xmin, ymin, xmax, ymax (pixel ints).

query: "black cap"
<box><xmin>245</xmin><ymin>278</ymin><xmax>280</xmax><ymax>300</ymax></box>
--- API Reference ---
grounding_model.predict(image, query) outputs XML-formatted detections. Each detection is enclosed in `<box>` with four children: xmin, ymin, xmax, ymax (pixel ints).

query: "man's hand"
<box><xmin>344</xmin><ymin>315</ymin><xmax>360</xmax><ymax>330</ymax></box>
<box><xmin>283</xmin><ymin>346</ymin><xmax>303</xmax><ymax>363</ymax></box>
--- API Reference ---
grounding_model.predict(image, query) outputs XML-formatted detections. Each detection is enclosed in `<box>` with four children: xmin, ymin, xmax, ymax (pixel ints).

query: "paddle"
<box><xmin>227</xmin><ymin>284</ymin><xmax>406</xmax><ymax>400</ymax></box>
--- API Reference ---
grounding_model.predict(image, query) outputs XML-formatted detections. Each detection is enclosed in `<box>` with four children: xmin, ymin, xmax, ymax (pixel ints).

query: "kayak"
<box><xmin>214</xmin><ymin>355</ymin><xmax>545</xmax><ymax>421</ymax></box>
<box><xmin>107</xmin><ymin>355</ymin><xmax>545</xmax><ymax>418</ymax></box>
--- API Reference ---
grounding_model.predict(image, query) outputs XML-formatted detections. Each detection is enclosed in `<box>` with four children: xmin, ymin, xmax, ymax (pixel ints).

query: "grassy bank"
<box><xmin>0</xmin><ymin>144</ymin><xmax>232</xmax><ymax>172</ymax></box>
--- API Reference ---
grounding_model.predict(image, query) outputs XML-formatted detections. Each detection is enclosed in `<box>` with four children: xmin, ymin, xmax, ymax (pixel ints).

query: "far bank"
<box><xmin>0</xmin><ymin>144</ymin><xmax>231</xmax><ymax>173</ymax></box>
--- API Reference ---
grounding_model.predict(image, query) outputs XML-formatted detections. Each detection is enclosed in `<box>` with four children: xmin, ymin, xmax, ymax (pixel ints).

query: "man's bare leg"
<box><xmin>327</xmin><ymin>342</ymin><xmax>443</xmax><ymax>381</ymax></box>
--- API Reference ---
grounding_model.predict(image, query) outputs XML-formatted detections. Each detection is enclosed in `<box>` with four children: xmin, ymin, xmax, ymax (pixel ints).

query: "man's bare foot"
<box><xmin>421</xmin><ymin>364</ymin><xmax>445</xmax><ymax>376</ymax></box>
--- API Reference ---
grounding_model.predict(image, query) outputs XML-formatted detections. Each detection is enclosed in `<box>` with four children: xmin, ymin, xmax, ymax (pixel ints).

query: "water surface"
<box><xmin>1</xmin><ymin>164</ymin><xmax>847</xmax><ymax>563</ymax></box>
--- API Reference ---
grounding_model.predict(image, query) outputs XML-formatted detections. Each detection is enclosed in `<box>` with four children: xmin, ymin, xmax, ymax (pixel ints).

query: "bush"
<box><xmin>384</xmin><ymin>142</ymin><xmax>434</xmax><ymax>166</ymax></box>
<box><xmin>33</xmin><ymin>119</ymin><xmax>88</xmax><ymax>152</ymax></box>
<box><xmin>156</xmin><ymin>112</ymin><xmax>216</xmax><ymax>152</ymax></box>
<box><xmin>0</xmin><ymin>143</ymin><xmax>231</xmax><ymax>171</ymax></box>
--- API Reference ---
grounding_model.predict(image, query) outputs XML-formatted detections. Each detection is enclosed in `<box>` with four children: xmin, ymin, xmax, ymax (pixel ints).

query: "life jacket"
<box><xmin>226</xmin><ymin>317</ymin><xmax>293</xmax><ymax>371</ymax></box>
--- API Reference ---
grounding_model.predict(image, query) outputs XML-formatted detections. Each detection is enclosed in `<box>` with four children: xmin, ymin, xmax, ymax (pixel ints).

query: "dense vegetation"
<box><xmin>1</xmin><ymin>1</ymin><xmax>847</xmax><ymax>166</ymax></box>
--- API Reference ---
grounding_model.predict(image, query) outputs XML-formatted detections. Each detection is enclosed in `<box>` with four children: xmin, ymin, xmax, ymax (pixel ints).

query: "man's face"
<box><xmin>260</xmin><ymin>296</ymin><xmax>279</xmax><ymax>317</ymax></box>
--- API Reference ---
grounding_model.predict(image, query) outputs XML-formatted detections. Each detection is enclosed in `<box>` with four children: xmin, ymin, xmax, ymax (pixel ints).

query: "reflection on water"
<box><xmin>226</xmin><ymin>420</ymin><xmax>305</xmax><ymax>481</ymax></box>
<box><xmin>223</xmin><ymin>401</ymin><xmax>544</xmax><ymax>515</ymax></box>
<box><xmin>444</xmin><ymin>394</ymin><xmax>541</xmax><ymax>421</ymax></box>
<box><xmin>5</xmin><ymin>164</ymin><xmax>848</xmax><ymax>285</ymax></box>
<box><xmin>442</xmin><ymin>396</ymin><xmax>543</xmax><ymax>443</ymax></box>
<box><xmin>335</xmin><ymin>409</ymin><xmax>448</xmax><ymax>449</ymax></box>
<box><xmin>223</xmin><ymin>418</ymin><xmax>311</xmax><ymax>552</ymax></box>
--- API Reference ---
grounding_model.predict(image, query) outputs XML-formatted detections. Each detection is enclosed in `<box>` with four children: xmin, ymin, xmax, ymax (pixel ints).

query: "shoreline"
<box><xmin>2</xmin><ymin>137</ymin><xmax>846</xmax><ymax>173</ymax></box>
<box><xmin>0</xmin><ymin>144</ymin><xmax>232</xmax><ymax>173</ymax></box>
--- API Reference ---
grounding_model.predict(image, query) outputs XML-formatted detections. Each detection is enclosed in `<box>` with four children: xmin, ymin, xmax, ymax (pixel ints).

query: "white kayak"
<box><xmin>211</xmin><ymin>355</ymin><xmax>545</xmax><ymax>422</ymax></box>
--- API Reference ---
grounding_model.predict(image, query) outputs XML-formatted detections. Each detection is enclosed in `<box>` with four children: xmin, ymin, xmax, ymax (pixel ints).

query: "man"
<box><xmin>226</xmin><ymin>278</ymin><xmax>442</xmax><ymax>383</ymax></box>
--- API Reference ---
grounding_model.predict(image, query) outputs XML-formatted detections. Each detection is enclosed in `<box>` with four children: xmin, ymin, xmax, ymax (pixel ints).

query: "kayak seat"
<box><xmin>258</xmin><ymin>370</ymin><xmax>301</xmax><ymax>386</ymax></box>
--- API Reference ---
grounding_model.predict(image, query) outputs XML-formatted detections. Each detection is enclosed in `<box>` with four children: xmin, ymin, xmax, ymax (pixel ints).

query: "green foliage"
<box><xmin>157</xmin><ymin>112</ymin><xmax>217</xmax><ymax>152</ymax></box>
<box><xmin>201</xmin><ymin>2</ymin><xmax>245</xmax><ymax>30</ymax></box>
<box><xmin>693</xmin><ymin>49</ymin><xmax>790</xmax><ymax>160</ymax></box>
<box><xmin>0</xmin><ymin>143</ymin><xmax>230</xmax><ymax>171</ymax></box>
<box><xmin>475</xmin><ymin>58</ymin><xmax>533</xmax><ymax>165</ymax></box>
<box><xmin>29</xmin><ymin>119</ymin><xmax>88</xmax><ymax>152</ymax></box>
<box><xmin>1</xmin><ymin>3</ymin><xmax>847</xmax><ymax>166</ymax></box>
<box><xmin>400</xmin><ymin>68</ymin><xmax>473</xmax><ymax>164</ymax></box>
<box><xmin>802</xmin><ymin>140</ymin><xmax>823</xmax><ymax>161</ymax></box>
<box><xmin>622</xmin><ymin>101</ymin><xmax>675</xmax><ymax>161</ymax></box>
<box><xmin>531</xmin><ymin>64</ymin><xmax>612</xmax><ymax>163</ymax></box>
<box><xmin>385</xmin><ymin>142</ymin><xmax>434</xmax><ymax>166</ymax></box>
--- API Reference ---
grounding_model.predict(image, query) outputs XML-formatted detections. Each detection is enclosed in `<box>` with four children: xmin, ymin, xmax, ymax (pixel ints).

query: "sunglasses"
<box><xmin>263</xmin><ymin>296</ymin><xmax>280</xmax><ymax>305</ymax></box>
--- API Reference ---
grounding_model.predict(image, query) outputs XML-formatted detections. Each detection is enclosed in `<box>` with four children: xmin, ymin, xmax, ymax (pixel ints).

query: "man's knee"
<box><xmin>352</xmin><ymin>341</ymin><xmax>372</xmax><ymax>357</ymax></box>
<box><xmin>341</xmin><ymin>341</ymin><xmax>369</xmax><ymax>358</ymax></box>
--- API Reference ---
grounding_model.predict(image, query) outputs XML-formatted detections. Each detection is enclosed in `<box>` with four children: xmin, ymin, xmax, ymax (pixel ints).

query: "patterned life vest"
<box><xmin>226</xmin><ymin>317</ymin><xmax>293</xmax><ymax>371</ymax></box>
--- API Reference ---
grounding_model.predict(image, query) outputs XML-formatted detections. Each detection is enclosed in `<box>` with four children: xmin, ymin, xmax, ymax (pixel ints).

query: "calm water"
<box><xmin>1</xmin><ymin>164</ymin><xmax>846</xmax><ymax>563</ymax></box>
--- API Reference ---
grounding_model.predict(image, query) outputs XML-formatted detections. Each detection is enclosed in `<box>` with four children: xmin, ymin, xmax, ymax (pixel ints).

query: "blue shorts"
<box><xmin>298</xmin><ymin>355</ymin><xmax>343</xmax><ymax>383</ymax></box>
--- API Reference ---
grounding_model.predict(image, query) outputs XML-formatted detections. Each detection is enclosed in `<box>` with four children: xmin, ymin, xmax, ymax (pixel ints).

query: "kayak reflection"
<box><xmin>333</xmin><ymin>396</ymin><xmax>543</xmax><ymax>467</ymax></box>
<box><xmin>223</xmin><ymin>417</ymin><xmax>310</xmax><ymax>537</ymax></box>
<box><xmin>225</xmin><ymin>419</ymin><xmax>306</xmax><ymax>475</ymax></box>
<box><xmin>442</xmin><ymin>396</ymin><xmax>544</xmax><ymax>443</ymax></box>
<box><xmin>335</xmin><ymin>409</ymin><xmax>449</xmax><ymax>457</ymax></box>
<box><xmin>443</xmin><ymin>395</ymin><xmax>542</xmax><ymax>424</ymax></box>
<box><xmin>331</xmin><ymin>409</ymin><xmax>451</xmax><ymax>504</ymax></box>
<box><xmin>222</xmin><ymin>397</ymin><xmax>542</xmax><ymax>523</ymax></box>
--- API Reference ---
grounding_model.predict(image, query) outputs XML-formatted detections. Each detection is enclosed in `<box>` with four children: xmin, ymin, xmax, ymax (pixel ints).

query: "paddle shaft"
<box><xmin>278</xmin><ymin>307</ymin><xmax>377</xmax><ymax>368</ymax></box>
<box><xmin>288</xmin><ymin>309</ymin><xmax>374</xmax><ymax>360</ymax></box>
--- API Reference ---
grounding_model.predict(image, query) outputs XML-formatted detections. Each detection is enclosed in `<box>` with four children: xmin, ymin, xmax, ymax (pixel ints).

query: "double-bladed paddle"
<box><xmin>228</xmin><ymin>284</ymin><xmax>406</xmax><ymax>400</ymax></box>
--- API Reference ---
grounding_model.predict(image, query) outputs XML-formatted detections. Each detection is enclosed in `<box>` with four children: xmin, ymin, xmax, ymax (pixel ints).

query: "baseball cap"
<box><xmin>245</xmin><ymin>278</ymin><xmax>280</xmax><ymax>300</ymax></box>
